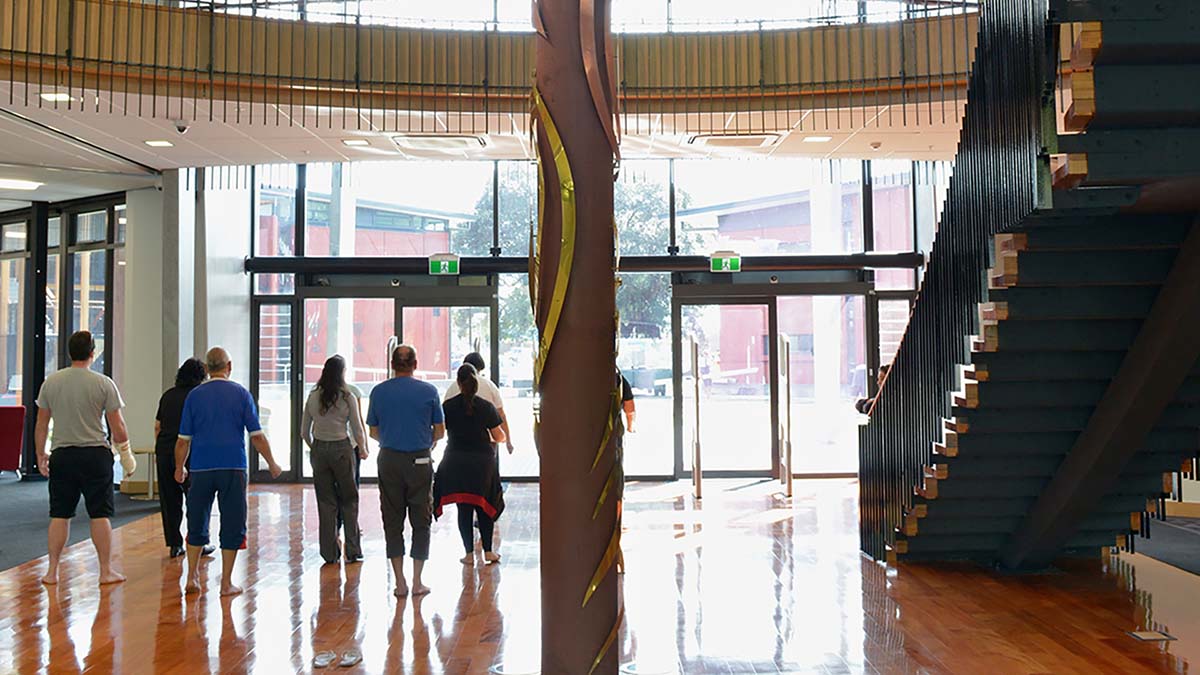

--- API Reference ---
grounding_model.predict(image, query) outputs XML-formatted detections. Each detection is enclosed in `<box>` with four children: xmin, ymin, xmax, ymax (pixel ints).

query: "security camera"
<box><xmin>173</xmin><ymin>120</ymin><xmax>190</xmax><ymax>134</ymax></box>
<box><xmin>390</xmin><ymin>278</ymin><xmax>401</xmax><ymax>287</ymax></box>
<box><xmin>769</xmin><ymin>275</ymin><xmax>780</xmax><ymax>284</ymax></box>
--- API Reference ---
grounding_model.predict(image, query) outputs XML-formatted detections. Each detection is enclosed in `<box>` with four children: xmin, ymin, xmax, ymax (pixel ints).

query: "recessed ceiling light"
<box><xmin>391</xmin><ymin>134</ymin><xmax>488</xmax><ymax>151</ymax></box>
<box><xmin>802</xmin><ymin>136</ymin><xmax>833</xmax><ymax>143</ymax></box>
<box><xmin>342</xmin><ymin>139</ymin><xmax>371</xmax><ymax>147</ymax></box>
<box><xmin>0</xmin><ymin>179</ymin><xmax>43</xmax><ymax>190</ymax></box>
<box><xmin>39</xmin><ymin>92</ymin><xmax>72</xmax><ymax>102</ymax></box>
<box><xmin>144</xmin><ymin>140</ymin><xmax>174</xmax><ymax>148</ymax></box>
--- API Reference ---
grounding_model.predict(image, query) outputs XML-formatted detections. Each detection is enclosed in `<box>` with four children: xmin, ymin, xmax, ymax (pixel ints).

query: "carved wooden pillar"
<box><xmin>531</xmin><ymin>1</ymin><xmax>622</xmax><ymax>673</ymax></box>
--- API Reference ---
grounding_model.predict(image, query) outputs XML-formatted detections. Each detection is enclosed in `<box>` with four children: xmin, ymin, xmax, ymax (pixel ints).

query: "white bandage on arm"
<box><xmin>116</xmin><ymin>439</ymin><xmax>137</xmax><ymax>475</ymax></box>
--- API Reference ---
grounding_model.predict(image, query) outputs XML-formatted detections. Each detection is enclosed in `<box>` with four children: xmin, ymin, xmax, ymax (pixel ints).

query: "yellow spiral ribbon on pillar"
<box><xmin>530</xmin><ymin>86</ymin><xmax>576</xmax><ymax>391</ymax></box>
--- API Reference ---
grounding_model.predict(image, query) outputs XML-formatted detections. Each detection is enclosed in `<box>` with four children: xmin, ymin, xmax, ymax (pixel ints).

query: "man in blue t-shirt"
<box><xmin>175</xmin><ymin>347</ymin><xmax>282</xmax><ymax>596</ymax></box>
<box><xmin>367</xmin><ymin>344</ymin><xmax>444</xmax><ymax>597</ymax></box>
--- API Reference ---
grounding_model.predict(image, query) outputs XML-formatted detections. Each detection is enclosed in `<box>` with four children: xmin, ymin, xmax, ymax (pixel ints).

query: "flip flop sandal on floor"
<box><xmin>339</xmin><ymin>650</ymin><xmax>363</xmax><ymax>668</ymax></box>
<box><xmin>313</xmin><ymin>651</ymin><xmax>337</xmax><ymax>668</ymax></box>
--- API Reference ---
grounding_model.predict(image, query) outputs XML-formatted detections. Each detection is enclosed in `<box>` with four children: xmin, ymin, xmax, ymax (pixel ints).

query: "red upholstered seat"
<box><xmin>0</xmin><ymin>406</ymin><xmax>25</xmax><ymax>472</ymax></box>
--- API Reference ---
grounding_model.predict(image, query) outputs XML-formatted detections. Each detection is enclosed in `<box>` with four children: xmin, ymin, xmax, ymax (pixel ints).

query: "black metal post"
<box><xmin>21</xmin><ymin>202</ymin><xmax>49</xmax><ymax>477</ymax></box>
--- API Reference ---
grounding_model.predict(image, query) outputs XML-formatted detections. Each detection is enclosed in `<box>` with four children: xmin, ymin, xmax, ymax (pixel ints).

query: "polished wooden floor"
<box><xmin>1</xmin><ymin>479</ymin><xmax>1197</xmax><ymax>674</ymax></box>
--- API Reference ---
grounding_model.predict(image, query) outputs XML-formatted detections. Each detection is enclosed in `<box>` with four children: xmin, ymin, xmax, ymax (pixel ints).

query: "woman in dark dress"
<box><xmin>155</xmin><ymin>358</ymin><xmax>210</xmax><ymax>558</ymax></box>
<box><xmin>434</xmin><ymin>364</ymin><xmax>507</xmax><ymax>565</ymax></box>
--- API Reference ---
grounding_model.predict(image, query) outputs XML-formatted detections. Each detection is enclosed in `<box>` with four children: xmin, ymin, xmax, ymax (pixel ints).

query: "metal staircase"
<box><xmin>860</xmin><ymin>0</ymin><xmax>1200</xmax><ymax>568</ymax></box>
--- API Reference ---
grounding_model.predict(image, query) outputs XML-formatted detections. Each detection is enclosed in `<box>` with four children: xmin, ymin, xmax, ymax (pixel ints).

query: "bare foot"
<box><xmin>185</xmin><ymin>578</ymin><xmax>201</xmax><ymax>594</ymax></box>
<box><xmin>484</xmin><ymin>552</ymin><xmax>501</xmax><ymax>565</ymax></box>
<box><xmin>220</xmin><ymin>584</ymin><xmax>244</xmax><ymax>597</ymax></box>
<box><xmin>460</xmin><ymin>554</ymin><xmax>474</xmax><ymax>565</ymax></box>
<box><xmin>41</xmin><ymin>571</ymin><xmax>58</xmax><ymax>585</ymax></box>
<box><xmin>411</xmin><ymin>583</ymin><xmax>431</xmax><ymax>597</ymax></box>
<box><xmin>393</xmin><ymin>584</ymin><xmax>409</xmax><ymax>598</ymax></box>
<box><xmin>98</xmin><ymin>571</ymin><xmax>127</xmax><ymax>586</ymax></box>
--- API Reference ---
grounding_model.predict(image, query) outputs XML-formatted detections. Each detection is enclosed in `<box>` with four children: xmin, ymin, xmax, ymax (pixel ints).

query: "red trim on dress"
<box><xmin>435</xmin><ymin>493</ymin><xmax>499</xmax><ymax>519</ymax></box>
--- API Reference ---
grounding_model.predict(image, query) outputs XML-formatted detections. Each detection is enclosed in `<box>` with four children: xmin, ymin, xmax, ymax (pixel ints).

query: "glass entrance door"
<box><xmin>400</xmin><ymin>305</ymin><xmax>493</xmax><ymax>467</ymax></box>
<box><xmin>679</xmin><ymin>302</ymin><xmax>776</xmax><ymax>475</ymax></box>
<box><xmin>302</xmin><ymin>297</ymin><xmax>395</xmax><ymax>478</ymax></box>
<box><xmin>777</xmin><ymin>295</ymin><xmax>867</xmax><ymax>475</ymax></box>
<box><xmin>294</xmin><ymin>286</ymin><xmax>498</xmax><ymax>481</ymax></box>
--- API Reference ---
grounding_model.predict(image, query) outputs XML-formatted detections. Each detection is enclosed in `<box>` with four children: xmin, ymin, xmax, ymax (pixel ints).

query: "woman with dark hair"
<box><xmin>155</xmin><ymin>358</ymin><xmax>210</xmax><ymax>558</ymax></box>
<box><xmin>434</xmin><ymin>364</ymin><xmax>507</xmax><ymax>565</ymax></box>
<box><xmin>302</xmin><ymin>355</ymin><xmax>368</xmax><ymax>565</ymax></box>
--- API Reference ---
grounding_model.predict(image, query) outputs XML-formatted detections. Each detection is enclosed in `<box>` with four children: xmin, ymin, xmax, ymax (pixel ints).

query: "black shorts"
<box><xmin>48</xmin><ymin>446</ymin><xmax>115</xmax><ymax>520</ymax></box>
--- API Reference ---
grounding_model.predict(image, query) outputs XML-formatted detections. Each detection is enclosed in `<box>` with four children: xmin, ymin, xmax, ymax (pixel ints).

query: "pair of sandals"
<box><xmin>313</xmin><ymin>650</ymin><xmax>361</xmax><ymax>669</ymax></box>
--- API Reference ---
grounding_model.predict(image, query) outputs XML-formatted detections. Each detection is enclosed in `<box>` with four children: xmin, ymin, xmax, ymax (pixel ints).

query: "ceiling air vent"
<box><xmin>688</xmin><ymin>133</ymin><xmax>781</xmax><ymax>149</ymax></box>
<box><xmin>391</xmin><ymin>134</ymin><xmax>488</xmax><ymax>152</ymax></box>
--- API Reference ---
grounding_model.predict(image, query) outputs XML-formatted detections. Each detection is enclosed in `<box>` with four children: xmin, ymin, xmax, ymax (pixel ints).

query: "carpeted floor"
<box><xmin>0</xmin><ymin>474</ymin><xmax>160</xmax><ymax>572</ymax></box>
<box><xmin>1137</xmin><ymin>516</ymin><xmax>1200</xmax><ymax>577</ymax></box>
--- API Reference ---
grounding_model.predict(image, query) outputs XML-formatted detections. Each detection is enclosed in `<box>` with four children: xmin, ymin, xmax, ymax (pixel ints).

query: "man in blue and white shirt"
<box><xmin>175</xmin><ymin>347</ymin><xmax>282</xmax><ymax>596</ymax></box>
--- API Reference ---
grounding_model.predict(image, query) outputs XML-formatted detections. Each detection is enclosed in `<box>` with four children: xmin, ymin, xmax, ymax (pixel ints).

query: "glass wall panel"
<box><xmin>497</xmin><ymin>160</ymin><xmax>537</xmax><ymax>256</ymax></box>
<box><xmin>613</xmin><ymin>0</ymin><xmax>668</xmax><ymax>31</ymax></box>
<box><xmin>616</xmin><ymin>160</ymin><xmax>670</xmax><ymax>257</ymax></box>
<box><xmin>498</xmin><ymin>274</ymin><xmax>538</xmax><ymax>478</ymax></box>
<box><xmin>256</xmin><ymin>273</ymin><xmax>295</xmax><ymax>295</ymax></box>
<box><xmin>257</xmin><ymin>165</ymin><xmax>297</xmax><ymax>256</ymax></box>
<box><xmin>304</xmin><ymin>161</ymin><xmax>492</xmax><ymax>258</ymax></box>
<box><xmin>676</xmin><ymin>159</ymin><xmax>863</xmax><ymax>256</ymax></box>
<box><xmin>115</xmin><ymin>204</ymin><xmax>127</xmax><ymax>244</ymax></box>
<box><xmin>75</xmin><ymin>210</ymin><xmax>107</xmax><ymax>244</ymax></box>
<box><xmin>777</xmin><ymin>295</ymin><xmax>866</xmax><ymax>474</ymax></box>
<box><xmin>257</xmin><ymin>304</ymin><xmax>293</xmax><ymax>473</ymax></box>
<box><xmin>1</xmin><ymin>222</ymin><xmax>26</xmax><ymax>252</ymax></box>
<box><xmin>402</xmin><ymin>305</ymin><xmax>491</xmax><ymax>466</ymax></box>
<box><xmin>46</xmin><ymin>253</ymin><xmax>60</xmax><ymax>374</ymax></box>
<box><xmin>872</xmin><ymin>159</ymin><xmax>916</xmax><ymax>290</ymax></box>
<box><xmin>618</xmin><ymin>272</ymin><xmax>673</xmax><ymax>476</ymax></box>
<box><xmin>48</xmin><ymin>216</ymin><xmax>61</xmax><ymax>248</ymax></box>
<box><xmin>878</xmin><ymin>299</ymin><xmax>911</xmax><ymax>367</ymax></box>
<box><xmin>113</xmin><ymin>248</ymin><xmax>126</xmax><ymax>388</ymax></box>
<box><xmin>303</xmin><ymin>298</ymin><xmax>393</xmax><ymax>479</ymax></box>
<box><xmin>0</xmin><ymin>258</ymin><xmax>24</xmax><ymax>405</ymax></box>
<box><xmin>681</xmin><ymin>303</ymin><xmax>772</xmax><ymax>472</ymax></box>
<box><xmin>71</xmin><ymin>250</ymin><xmax>107</xmax><ymax>374</ymax></box>
<box><xmin>670</xmin><ymin>0</ymin><xmax>860</xmax><ymax>29</ymax></box>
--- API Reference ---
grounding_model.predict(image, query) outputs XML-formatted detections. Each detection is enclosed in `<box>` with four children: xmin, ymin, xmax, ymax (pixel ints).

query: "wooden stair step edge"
<box><xmin>933</xmin><ymin>441</ymin><xmax>957</xmax><ymax>458</ymax></box>
<box><xmin>915</xmin><ymin>481</ymin><xmax>938</xmax><ymax>500</ymax></box>
<box><xmin>1070</xmin><ymin>22</ymin><xmax>1103</xmax><ymax>69</ymax></box>
<box><xmin>995</xmin><ymin>233</ymin><xmax>1029</xmax><ymax>256</ymax></box>
<box><xmin>979</xmin><ymin>301</ymin><xmax>1009</xmax><ymax>323</ymax></box>
<box><xmin>1065</xmin><ymin>70</ymin><xmax>1096</xmax><ymax>132</ymax></box>
<box><xmin>951</xmin><ymin>382</ymin><xmax>980</xmax><ymax>409</ymax></box>
<box><xmin>972</xmin><ymin>325</ymin><xmax>999</xmax><ymax>353</ymax></box>
<box><xmin>1052</xmin><ymin>153</ymin><xmax>1089</xmax><ymax>190</ymax></box>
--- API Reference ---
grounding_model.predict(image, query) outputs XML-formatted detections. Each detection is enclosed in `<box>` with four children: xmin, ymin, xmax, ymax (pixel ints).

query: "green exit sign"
<box><xmin>710</xmin><ymin>251</ymin><xmax>742</xmax><ymax>273</ymax></box>
<box><xmin>429</xmin><ymin>255</ymin><xmax>460</xmax><ymax>275</ymax></box>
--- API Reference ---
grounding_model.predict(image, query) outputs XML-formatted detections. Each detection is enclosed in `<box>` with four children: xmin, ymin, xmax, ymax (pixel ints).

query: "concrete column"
<box><xmin>201</xmin><ymin>183</ymin><xmax>252</xmax><ymax>388</ymax></box>
<box><xmin>122</xmin><ymin>185</ymin><xmax>178</xmax><ymax>481</ymax></box>
<box><xmin>193</xmin><ymin>168</ymin><xmax>209</xmax><ymax>356</ymax></box>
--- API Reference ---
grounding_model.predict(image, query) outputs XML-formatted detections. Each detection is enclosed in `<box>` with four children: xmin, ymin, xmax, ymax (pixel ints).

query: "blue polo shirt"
<box><xmin>367</xmin><ymin>377</ymin><xmax>444</xmax><ymax>452</ymax></box>
<box><xmin>178</xmin><ymin>379</ymin><xmax>263</xmax><ymax>471</ymax></box>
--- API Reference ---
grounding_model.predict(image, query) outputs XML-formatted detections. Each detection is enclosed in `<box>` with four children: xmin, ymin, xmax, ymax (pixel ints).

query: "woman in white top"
<box><xmin>302</xmin><ymin>355</ymin><xmax>368</xmax><ymax>564</ymax></box>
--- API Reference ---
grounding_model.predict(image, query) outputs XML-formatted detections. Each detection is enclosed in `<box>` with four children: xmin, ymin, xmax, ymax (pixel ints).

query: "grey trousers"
<box><xmin>310</xmin><ymin>439</ymin><xmax>361</xmax><ymax>562</ymax></box>
<box><xmin>377</xmin><ymin>449</ymin><xmax>433</xmax><ymax>560</ymax></box>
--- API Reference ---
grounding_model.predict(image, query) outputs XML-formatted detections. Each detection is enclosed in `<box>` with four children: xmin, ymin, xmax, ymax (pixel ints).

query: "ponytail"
<box><xmin>457</xmin><ymin>363</ymin><xmax>479</xmax><ymax>415</ymax></box>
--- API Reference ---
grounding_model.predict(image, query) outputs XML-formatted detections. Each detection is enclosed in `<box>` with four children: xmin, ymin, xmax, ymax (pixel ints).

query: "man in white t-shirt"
<box><xmin>443</xmin><ymin>353</ymin><xmax>513</xmax><ymax>454</ymax></box>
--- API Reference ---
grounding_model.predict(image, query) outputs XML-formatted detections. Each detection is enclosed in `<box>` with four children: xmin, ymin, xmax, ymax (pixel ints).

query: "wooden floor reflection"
<box><xmin>0</xmin><ymin>479</ymin><xmax>1195</xmax><ymax>674</ymax></box>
